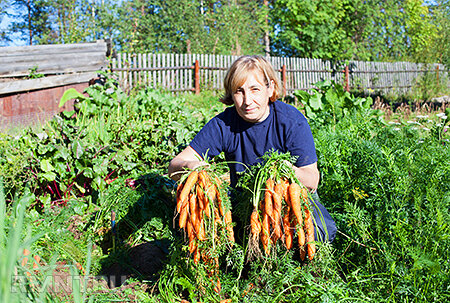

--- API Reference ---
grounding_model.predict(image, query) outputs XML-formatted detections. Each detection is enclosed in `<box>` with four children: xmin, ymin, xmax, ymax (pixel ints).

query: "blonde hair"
<box><xmin>220</xmin><ymin>55</ymin><xmax>281</xmax><ymax>105</ymax></box>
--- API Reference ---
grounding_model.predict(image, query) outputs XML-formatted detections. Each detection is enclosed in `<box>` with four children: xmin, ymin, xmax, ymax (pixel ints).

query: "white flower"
<box><xmin>436</xmin><ymin>112</ymin><xmax>446</xmax><ymax>118</ymax></box>
<box><xmin>407</xmin><ymin>121</ymin><xmax>421</xmax><ymax>125</ymax></box>
<box><xmin>423</xmin><ymin>127</ymin><xmax>430</xmax><ymax>131</ymax></box>
<box><xmin>439</xmin><ymin>115</ymin><xmax>448</xmax><ymax>120</ymax></box>
<box><xmin>389</xmin><ymin>121</ymin><xmax>401</xmax><ymax>125</ymax></box>
<box><xmin>437</xmin><ymin>123</ymin><xmax>443</xmax><ymax>127</ymax></box>
<box><xmin>37</xmin><ymin>133</ymin><xmax>48</xmax><ymax>140</ymax></box>
<box><xmin>393</xmin><ymin>127</ymin><xmax>401</xmax><ymax>131</ymax></box>
<box><xmin>412</xmin><ymin>127</ymin><xmax>419</xmax><ymax>130</ymax></box>
<box><xmin>428</xmin><ymin>120</ymin><xmax>434</xmax><ymax>123</ymax></box>
<box><xmin>416</xmin><ymin>115</ymin><xmax>429</xmax><ymax>119</ymax></box>
<box><xmin>445</xmin><ymin>126</ymin><xmax>449</xmax><ymax>129</ymax></box>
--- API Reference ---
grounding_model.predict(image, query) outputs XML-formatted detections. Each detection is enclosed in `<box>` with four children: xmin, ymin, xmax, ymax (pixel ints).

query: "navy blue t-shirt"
<box><xmin>190</xmin><ymin>100</ymin><xmax>317</xmax><ymax>187</ymax></box>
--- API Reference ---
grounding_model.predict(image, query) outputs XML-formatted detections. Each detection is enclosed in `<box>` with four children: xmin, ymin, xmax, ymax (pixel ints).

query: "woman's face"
<box><xmin>232</xmin><ymin>70</ymin><xmax>274</xmax><ymax>123</ymax></box>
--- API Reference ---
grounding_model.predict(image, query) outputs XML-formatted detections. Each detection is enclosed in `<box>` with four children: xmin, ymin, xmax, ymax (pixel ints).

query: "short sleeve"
<box><xmin>190</xmin><ymin>116</ymin><xmax>224</xmax><ymax>161</ymax></box>
<box><xmin>286</xmin><ymin>115</ymin><xmax>317</xmax><ymax>167</ymax></box>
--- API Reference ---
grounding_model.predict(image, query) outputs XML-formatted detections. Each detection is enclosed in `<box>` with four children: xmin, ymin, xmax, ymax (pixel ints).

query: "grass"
<box><xmin>0</xmin><ymin>87</ymin><xmax>449</xmax><ymax>301</ymax></box>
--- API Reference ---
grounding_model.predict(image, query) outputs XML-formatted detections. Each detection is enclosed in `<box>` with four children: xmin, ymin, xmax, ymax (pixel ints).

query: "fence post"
<box><xmin>344</xmin><ymin>65</ymin><xmax>350</xmax><ymax>92</ymax></box>
<box><xmin>282</xmin><ymin>64</ymin><xmax>287</xmax><ymax>97</ymax></box>
<box><xmin>194</xmin><ymin>60</ymin><xmax>200</xmax><ymax>95</ymax></box>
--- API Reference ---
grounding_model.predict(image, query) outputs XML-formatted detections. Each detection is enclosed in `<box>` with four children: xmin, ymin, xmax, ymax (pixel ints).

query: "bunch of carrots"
<box><xmin>240</xmin><ymin>151</ymin><xmax>317</xmax><ymax>261</ymax></box>
<box><xmin>175</xmin><ymin>169</ymin><xmax>234</xmax><ymax>293</ymax></box>
<box><xmin>250</xmin><ymin>178</ymin><xmax>315</xmax><ymax>261</ymax></box>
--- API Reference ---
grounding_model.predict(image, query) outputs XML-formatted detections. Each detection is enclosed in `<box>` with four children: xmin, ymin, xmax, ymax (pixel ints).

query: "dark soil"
<box><xmin>100</xmin><ymin>240</ymin><xmax>169</xmax><ymax>288</ymax></box>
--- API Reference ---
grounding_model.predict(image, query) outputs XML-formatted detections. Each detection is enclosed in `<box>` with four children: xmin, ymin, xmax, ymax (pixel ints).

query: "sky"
<box><xmin>1</xmin><ymin>2</ymin><xmax>26</xmax><ymax>46</ymax></box>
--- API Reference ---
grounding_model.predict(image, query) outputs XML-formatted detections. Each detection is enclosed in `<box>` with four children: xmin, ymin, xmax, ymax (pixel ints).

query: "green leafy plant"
<box><xmin>294</xmin><ymin>80</ymin><xmax>373</xmax><ymax>128</ymax></box>
<box><xmin>27</xmin><ymin>66</ymin><xmax>44</xmax><ymax>79</ymax></box>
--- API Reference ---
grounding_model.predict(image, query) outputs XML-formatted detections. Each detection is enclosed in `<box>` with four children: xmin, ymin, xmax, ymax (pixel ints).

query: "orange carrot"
<box><xmin>194</xmin><ymin>214</ymin><xmax>202</xmax><ymax>235</ymax></box>
<box><xmin>272</xmin><ymin>183</ymin><xmax>284</xmax><ymax>241</ymax></box>
<box><xmin>204</xmin><ymin>176</ymin><xmax>217</xmax><ymax>218</ymax></box>
<box><xmin>198</xmin><ymin>170</ymin><xmax>209</xmax><ymax>209</ymax></box>
<box><xmin>283</xmin><ymin>210</ymin><xmax>293</xmax><ymax>249</ymax></box>
<box><xmin>33</xmin><ymin>255</ymin><xmax>40</xmax><ymax>270</ymax></box>
<box><xmin>179</xmin><ymin>195</ymin><xmax>189</xmax><ymax>229</ymax></box>
<box><xmin>299</xmin><ymin>242</ymin><xmax>306</xmax><ymax>261</ymax></box>
<box><xmin>265</xmin><ymin>178</ymin><xmax>274</xmax><ymax>218</ymax></box>
<box><xmin>179</xmin><ymin>170</ymin><xmax>199</xmax><ymax>205</ymax></box>
<box><xmin>300</xmin><ymin>187</ymin><xmax>309</xmax><ymax>203</ymax></box>
<box><xmin>198</xmin><ymin>219</ymin><xmax>206</xmax><ymax>241</ymax></box>
<box><xmin>288</xmin><ymin>183</ymin><xmax>304</xmax><ymax>228</ymax></box>
<box><xmin>304</xmin><ymin>206</ymin><xmax>316</xmax><ymax>260</ymax></box>
<box><xmin>21</xmin><ymin>249</ymin><xmax>30</xmax><ymax>267</ymax></box>
<box><xmin>204</xmin><ymin>198</ymin><xmax>211</xmax><ymax>218</ymax></box>
<box><xmin>224</xmin><ymin>209</ymin><xmax>235</xmax><ymax>242</ymax></box>
<box><xmin>187</xmin><ymin>219</ymin><xmax>194</xmax><ymax>238</ymax></box>
<box><xmin>273</xmin><ymin>183</ymin><xmax>283</xmax><ymax>213</ymax></box>
<box><xmin>214</xmin><ymin>277</ymin><xmax>221</xmax><ymax>294</ymax></box>
<box><xmin>298</xmin><ymin>225</ymin><xmax>306</xmax><ymax>247</ymax></box>
<box><xmin>196</xmin><ymin>184</ymin><xmax>204</xmax><ymax>210</ymax></box>
<box><xmin>189</xmin><ymin>238</ymin><xmax>197</xmax><ymax>254</ymax></box>
<box><xmin>193</xmin><ymin>247</ymin><xmax>200</xmax><ymax>264</ymax></box>
<box><xmin>250</xmin><ymin>208</ymin><xmax>261</xmax><ymax>240</ymax></box>
<box><xmin>189</xmin><ymin>192</ymin><xmax>198</xmax><ymax>224</ymax></box>
<box><xmin>261</xmin><ymin>212</ymin><xmax>271</xmax><ymax>255</ymax></box>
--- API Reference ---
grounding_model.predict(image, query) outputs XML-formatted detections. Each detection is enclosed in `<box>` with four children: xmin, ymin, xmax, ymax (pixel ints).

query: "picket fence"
<box><xmin>111</xmin><ymin>53</ymin><xmax>447</xmax><ymax>95</ymax></box>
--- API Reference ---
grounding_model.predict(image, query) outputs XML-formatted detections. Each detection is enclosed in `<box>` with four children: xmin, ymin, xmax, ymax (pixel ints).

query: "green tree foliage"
<box><xmin>7</xmin><ymin>0</ymin><xmax>53</xmax><ymax>45</ymax></box>
<box><xmin>0</xmin><ymin>0</ymin><xmax>8</xmax><ymax>44</ymax></box>
<box><xmin>269</xmin><ymin>0</ymin><xmax>445</xmax><ymax>63</ymax></box>
<box><xmin>115</xmin><ymin>0</ymin><xmax>267</xmax><ymax>54</ymax></box>
<box><xmin>5</xmin><ymin>0</ymin><xmax>117</xmax><ymax>45</ymax></box>
<box><xmin>269</xmin><ymin>0</ymin><xmax>352</xmax><ymax>59</ymax></box>
<box><xmin>429</xmin><ymin>0</ymin><xmax>450</xmax><ymax>68</ymax></box>
<box><xmin>1</xmin><ymin>0</ymin><xmax>448</xmax><ymax>66</ymax></box>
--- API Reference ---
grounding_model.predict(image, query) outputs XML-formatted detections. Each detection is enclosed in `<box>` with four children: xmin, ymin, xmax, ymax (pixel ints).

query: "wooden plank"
<box><xmin>143</xmin><ymin>53</ymin><xmax>148</xmax><ymax>85</ymax></box>
<box><xmin>152</xmin><ymin>54</ymin><xmax>156</xmax><ymax>89</ymax></box>
<box><xmin>171</xmin><ymin>53</ymin><xmax>175</xmax><ymax>90</ymax></box>
<box><xmin>117</xmin><ymin>53</ymin><xmax>123</xmax><ymax>89</ymax></box>
<box><xmin>0</xmin><ymin>72</ymin><xmax>96</xmax><ymax>95</ymax></box>
<box><xmin>0</xmin><ymin>51</ymin><xmax>106</xmax><ymax>65</ymax></box>
<box><xmin>0</xmin><ymin>40</ymin><xmax>107</xmax><ymax>57</ymax></box>
<box><xmin>175</xmin><ymin>53</ymin><xmax>179</xmax><ymax>92</ymax></box>
<box><xmin>188</xmin><ymin>54</ymin><xmax>192</xmax><ymax>92</ymax></box>
<box><xmin>0</xmin><ymin>55</ymin><xmax>107</xmax><ymax>77</ymax></box>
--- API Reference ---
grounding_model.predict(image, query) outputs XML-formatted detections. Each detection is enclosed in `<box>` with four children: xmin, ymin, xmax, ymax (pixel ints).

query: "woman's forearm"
<box><xmin>293</xmin><ymin>162</ymin><xmax>320</xmax><ymax>192</ymax></box>
<box><xmin>168</xmin><ymin>146</ymin><xmax>206</xmax><ymax>181</ymax></box>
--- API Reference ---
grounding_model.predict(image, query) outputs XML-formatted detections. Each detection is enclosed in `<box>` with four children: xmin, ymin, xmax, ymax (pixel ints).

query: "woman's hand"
<box><xmin>285</xmin><ymin>161</ymin><xmax>320</xmax><ymax>192</ymax></box>
<box><xmin>168</xmin><ymin>146</ymin><xmax>208</xmax><ymax>181</ymax></box>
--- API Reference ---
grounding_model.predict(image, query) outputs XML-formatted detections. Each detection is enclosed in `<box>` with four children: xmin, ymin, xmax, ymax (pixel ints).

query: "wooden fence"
<box><xmin>0</xmin><ymin>40</ymin><xmax>109</xmax><ymax>130</ymax></box>
<box><xmin>111</xmin><ymin>53</ymin><xmax>448</xmax><ymax>95</ymax></box>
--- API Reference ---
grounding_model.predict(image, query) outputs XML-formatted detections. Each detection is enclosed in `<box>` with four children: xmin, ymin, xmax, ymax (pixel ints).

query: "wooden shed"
<box><xmin>0</xmin><ymin>40</ymin><xmax>110</xmax><ymax>131</ymax></box>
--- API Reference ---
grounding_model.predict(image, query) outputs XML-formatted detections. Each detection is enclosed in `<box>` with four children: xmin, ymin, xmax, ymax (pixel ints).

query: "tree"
<box><xmin>269</xmin><ymin>0</ymin><xmax>354</xmax><ymax>59</ymax></box>
<box><xmin>0</xmin><ymin>0</ymin><xmax>9</xmax><ymax>44</ymax></box>
<box><xmin>428</xmin><ymin>0</ymin><xmax>450</xmax><ymax>67</ymax></box>
<box><xmin>4</xmin><ymin>0</ymin><xmax>118</xmax><ymax>45</ymax></box>
<box><xmin>7</xmin><ymin>0</ymin><xmax>53</xmax><ymax>45</ymax></box>
<box><xmin>114</xmin><ymin>0</ymin><xmax>267</xmax><ymax>55</ymax></box>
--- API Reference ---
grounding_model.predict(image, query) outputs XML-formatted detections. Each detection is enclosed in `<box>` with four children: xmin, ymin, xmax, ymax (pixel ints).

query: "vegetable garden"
<box><xmin>1</xmin><ymin>74</ymin><xmax>449</xmax><ymax>302</ymax></box>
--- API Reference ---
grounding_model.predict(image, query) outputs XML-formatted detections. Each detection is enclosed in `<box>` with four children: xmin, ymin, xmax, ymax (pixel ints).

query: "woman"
<box><xmin>168</xmin><ymin>55</ymin><xmax>336</xmax><ymax>243</ymax></box>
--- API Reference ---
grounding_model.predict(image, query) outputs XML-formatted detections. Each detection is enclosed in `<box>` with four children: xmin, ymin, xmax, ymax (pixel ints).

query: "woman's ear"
<box><xmin>268</xmin><ymin>79</ymin><xmax>275</xmax><ymax>100</ymax></box>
